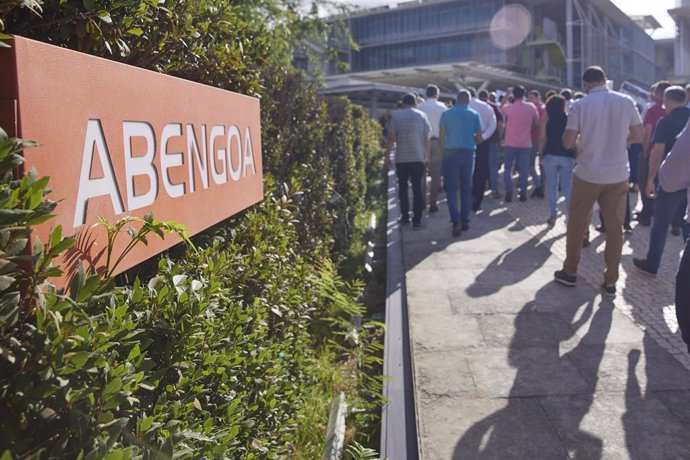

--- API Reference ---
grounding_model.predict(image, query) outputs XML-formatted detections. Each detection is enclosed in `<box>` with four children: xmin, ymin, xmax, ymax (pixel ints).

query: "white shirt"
<box><xmin>417</xmin><ymin>98</ymin><xmax>447</xmax><ymax>138</ymax></box>
<box><xmin>469</xmin><ymin>98</ymin><xmax>497</xmax><ymax>141</ymax></box>
<box><xmin>566</xmin><ymin>87</ymin><xmax>643</xmax><ymax>184</ymax></box>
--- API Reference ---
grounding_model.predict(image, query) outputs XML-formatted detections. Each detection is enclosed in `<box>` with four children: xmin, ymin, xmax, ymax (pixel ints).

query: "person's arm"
<box><xmin>562</xmin><ymin>129</ymin><xmax>578</xmax><ymax>150</ymax></box>
<box><xmin>439</xmin><ymin>126</ymin><xmax>446</xmax><ymax>156</ymax></box>
<box><xmin>474</xmin><ymin>130</ymin><xmax>483</xmax><ymax>145</ymax></box>
<box><xmin>424</xmin><ymin>135</ymin><xmax>430</xmax><ymax>168</ymax></box>
<box><xmin>659</xmin><ymin>123</ymin><xmax>690</xmax><ymax>193</ymax></box>
<box><xmin>628</xmin><ymin>124</ymin><xmax>644</xmax><ymax>145</ymax></box>
<box><xmin>482</xmin><ymin>106</ymin><xmax>497</xmax><ymax>141</ymax></box>
<box><xmin>537</xmin><ymin>115</ymin><xmax>548</xmax><ymax>162</ymax></box>
<box><xmin>643</xmin><ymin>123</ymin><xmax>654</xmax><ymax>154</ymax></box>
<box><xmin>646</xmin><ymin>143</ymin><xmax>665</xmax><ymax>198</ymax></box>
<box><xmin>531</xmin><ymin>109</ymin><xmax>540</xmax><ymax>133</ymax></box>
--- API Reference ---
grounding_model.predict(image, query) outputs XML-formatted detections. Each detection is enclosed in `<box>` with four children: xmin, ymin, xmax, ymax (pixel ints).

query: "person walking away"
<box><xmin>528</xmin><ymin>90</ymin><xmax>546</xmax><ymax>198</ymax></box>
<box><xmin>658</xmin><ymin>117</ymin><xmax>690</xmax><ymax>354</ymax></box>
<box><xmin>479</xmin><ymin>90</ymin><xmax>504</xmax><ymax>199</ymax></box>
<box><xmin>385</xmin><ymin>93</ymin><xmax>431</xmax><ymax>229</ymax></box>
<box><xmin>501</xmin><ymin>86</ymin><xmax>540</xmax><ymax>202</ymax></box>
<box><xmin>637</xmin><ymin>81</ymin><xmax>671</xmax><ymax>226</ymax></box>
<box><xmin>554</xmin><ymin>66</ymin><xmax>644</xmax><ymax>298</ymax></box>
<box><xmin>469</xmin><ymin>88</ymin><xmax>497</xmax><ymax>212</ymax></box>
<box><xmin>439</xmin><ymin>90</ymin><xmax>482</xmax><ymax>237</ymax></box>
<box><xmin>633</xmin><ymin>86</ymin><xmax>690</xmax><ymax>275</ymax></box>
<box><xmin>418</xmin><ymin>85</ymin><xmax>448</xmax><ymax>213</ymax></box>
<box><xmin>536</xmin><ymin>95</ymin><xmax>575</xmax><ymax>226</ymax></box>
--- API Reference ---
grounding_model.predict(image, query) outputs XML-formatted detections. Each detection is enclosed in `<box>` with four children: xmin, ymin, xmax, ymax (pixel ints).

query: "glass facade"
<box><xmin>333</xmin><ymin>0</ymin><xmax>656</xmax><ymax>89</ymax></box>
<box><xmin>348</xmin><ymin>0</ymin><xmax>505</xmax><ymax>72</ymax></box>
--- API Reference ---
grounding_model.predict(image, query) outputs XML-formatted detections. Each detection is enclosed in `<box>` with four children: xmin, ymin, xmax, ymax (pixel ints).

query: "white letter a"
<box><xmin>73</xmin><ymin>119</ymin><xmax>124</xmax><ymax>227</ymax></box>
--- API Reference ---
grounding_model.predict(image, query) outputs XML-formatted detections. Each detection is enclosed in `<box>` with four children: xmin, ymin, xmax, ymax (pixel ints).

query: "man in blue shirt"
<box><xmin>439</xmin><ymin>90</ymin><xmax>482</xmax><ymax>236</ymax></box>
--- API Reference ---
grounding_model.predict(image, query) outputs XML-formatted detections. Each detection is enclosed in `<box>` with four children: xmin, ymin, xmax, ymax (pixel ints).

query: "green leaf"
<box><xmin>127</xmin><ymin>28</ymin><xmax>144</xmax><ymax>36</ymax></box>
<box><xmin>127</xmin><ymin>344</ymin><xmax>141</xmax><ymax>361</ymax></box>
<box><xmin>66</xmin><ymin>351</ymin><xmax>90</xmax><ymax>369</ymax></box>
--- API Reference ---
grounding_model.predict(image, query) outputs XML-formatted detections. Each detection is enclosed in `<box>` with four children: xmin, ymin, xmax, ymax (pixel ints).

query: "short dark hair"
<box><xmin>402</xmin><ymin>93</ymin><xmax>417</xmax><ymax>106</ymax></box>
<box><xmin>425</xmin><ymin>85</ymin><xmax>439</xmax><ymax>98</ymax></box>
<box><xmin>582</xmin><ymin>66</ymin><xmax>606</xmax><ymax>84</ymax></box>
<box><xmin>560</xmin><ymin>88</ymin><xmax>572</xmax><ymax>100</ymax></box>
<box><xmin>545</xmin><ymin>90</ymin><xmax>557</xmax><ymax>100</ymax></box>
<box><xmin>664</xmin><ymin>85</ymin><xmax>686</xmax><ymax>104</ymax></box>
<box><xmin>528</xmin><ymin>89</ymin><xmax>541</xmax><ymax>99</ymax></box>
<box><xmin>456</xmin><ymin>90</ymin><xmax>471</xmax><ymax>104</ymax></box>
<box><xmin>467</xmin><ymin>87</ymin><xmax>476</xmax><ymax>98</ymax></box>
<box><xmin>573</xmin><ymin>91</ymin><xmax>585</xmax><ymax>100</ymax></box>
<box><xmin>478</xmin><ymin>89</ymin><xmax>489</xmax><ymax>100</ymax></box>
<box><xmin>655</xmin><ymin>80</ymin><xmax>672</xmax><ymax>97</ymax></box>
<box><xmin>513</xmin><ymin>86</ymin><xmax>526</xmax><ymax>99</ymax></box>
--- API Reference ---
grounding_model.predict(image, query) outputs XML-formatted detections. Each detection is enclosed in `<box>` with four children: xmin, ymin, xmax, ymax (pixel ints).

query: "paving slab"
<box><xmin>402</xmin><ymin>186</ymin><xmax>690</xmax><ymax>459</ymax></box>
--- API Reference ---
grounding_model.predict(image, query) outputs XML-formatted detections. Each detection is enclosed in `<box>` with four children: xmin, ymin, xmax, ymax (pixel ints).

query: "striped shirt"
<box><xmin>388</xmin><ymin>108</ymin><xmax>431</xmax><ymax>163</ymax></box>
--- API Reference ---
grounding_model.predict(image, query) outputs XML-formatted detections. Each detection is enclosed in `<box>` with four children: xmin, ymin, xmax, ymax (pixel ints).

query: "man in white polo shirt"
<box><xmin>554</xmin><ymin>66</ymin><xmax>644</xmax><ymax>298</ymax></box>
<box><xmin>469</xmin><ymin>88</ymin><xmax>497</xmax><ymax>212</ymax></box>
<box><xmin>417</xmin><ymin>84</ymin><xmax>448</xmax><ymax>213</ymax></box>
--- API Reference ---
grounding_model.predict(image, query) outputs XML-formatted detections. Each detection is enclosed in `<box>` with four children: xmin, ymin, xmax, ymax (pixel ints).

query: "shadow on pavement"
<box><xmin>465</xmin><ymin>228</ymin><xmax>561</xmax><ymax>298</ymax></box>
<box><xmin>453</xmin><ymin>283</ymin><xmax>609</xmax><ymax>459</ymax></box>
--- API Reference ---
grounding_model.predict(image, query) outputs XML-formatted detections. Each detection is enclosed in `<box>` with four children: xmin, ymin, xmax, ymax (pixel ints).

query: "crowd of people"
<box><xmin>383</xmin><ymin>65</ymin><xmax>690</xmax><ymax>355</ymax></box>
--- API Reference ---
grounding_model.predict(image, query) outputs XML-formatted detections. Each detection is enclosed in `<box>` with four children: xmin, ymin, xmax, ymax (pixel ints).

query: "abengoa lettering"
<box><xmin>74</xmin><ymin>120</ymin><xmax>257</xmax><ymax>227</ymax></box>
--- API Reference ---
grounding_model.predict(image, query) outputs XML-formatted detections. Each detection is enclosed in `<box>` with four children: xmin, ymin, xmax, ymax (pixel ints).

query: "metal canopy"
<box><xmin>326</xmin><ymin>61</ymin><xmax>560</xmax><ymax>94</ymax></box>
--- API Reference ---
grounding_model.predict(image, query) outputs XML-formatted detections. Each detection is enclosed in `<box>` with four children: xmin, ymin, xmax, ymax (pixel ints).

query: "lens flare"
<box><xmin>490</xmin><ymin>4</ymin><xmax>532</xmax><ymax>50</ymax></box>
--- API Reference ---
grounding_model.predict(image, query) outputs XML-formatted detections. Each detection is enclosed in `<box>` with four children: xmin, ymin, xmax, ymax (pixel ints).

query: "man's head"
<box><xmin>560</xmin><ymin>88</ymin><xmax>573</xmax><ymax>100</ymax></box>
<box><xmin>489</xmin><ymin>92</ymin><xmax>497</xmax><ymax>103</ymax></box>
<box><xmin>545</xmin><ymin>90</ymin><xmax>557</xmax><ymax>100</ymax></box>
<box><xmin>527</xmin><ymin>89</ymin><xmax>541</xmax><ymax>105</ymax></box>
<box><xmin>654</xmin><ymin>80</ymin><xmax>672</xmax><ymax>103</ymax></box>
<box><xmin>467</xmin><ymin>87</ymin><xmax>477</xmax><ymax>98</ymax></box>
<box><xmin>425</xmin><ymin>84</ymin><xmax>439</xmax><ymax>99</ymax></box>
<box><xmin>456</xmin><ymin>90</ymin><xmax>471</xmax><ymax>105</ymax></box>
<box><xmin>663</xmin><ymin>85</ymin><xmax>686</xmax><ymax>112</ymax></box>
<box><xmin>478</xmin><ymin>89</ymin><xmax>490</xmax><ymax>102</ymax></box>
<box><xmin>402</xmin><ymin>93</ymin><xmax>417</xmax><ymax>107</ymax></box>
<box><xmin>582</xmin><ymin>66</ymin><xmax>607</xmax><ymax>92</ymax></box>
<box><xmin>513</xmin><ymin>85</ymin><xmax>526</xmax><ymax>99</ymax></box>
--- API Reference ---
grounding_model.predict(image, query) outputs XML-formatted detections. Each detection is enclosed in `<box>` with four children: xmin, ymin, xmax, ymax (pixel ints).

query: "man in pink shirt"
<box><xmin>501</xmin><ymin>85</ymin><xmax>540</xmax><ymax>202</ymax></box>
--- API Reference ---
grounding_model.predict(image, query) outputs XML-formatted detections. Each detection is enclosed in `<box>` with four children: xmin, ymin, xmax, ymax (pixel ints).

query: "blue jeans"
<box><xmin>543</xmin><ymin>155</ymin><xmax>575</xmax><ymax>218</ymax></box>
<box><xmin>503</xmin><ymin>147</ymin><xmax>530</xmax><ymax>196</ymax></box>
<box><xmin>646</xmin><ymin>188</ymin><xmax>687</xmax><ymax>271</ymax></box>
<box><xmin>488</xmin><ymin>143</ymin><xmax>500</xmax><ymax>191</ymax></box>
<box><xmin>443</xmin><ymin>148</ymin><xmax>475</xmax><ymax>224</ymax></box>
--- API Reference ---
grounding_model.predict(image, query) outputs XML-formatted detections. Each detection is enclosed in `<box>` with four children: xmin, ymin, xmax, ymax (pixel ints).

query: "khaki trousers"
<box><xmin>563</xmin><ymin>175</ymin><xmax>628</xmax><ymax>284</ymax></box>
<box><xmin>428</xmin><ymin>138</ymin><xmax>443</xmax><ymax>207</ymax></box>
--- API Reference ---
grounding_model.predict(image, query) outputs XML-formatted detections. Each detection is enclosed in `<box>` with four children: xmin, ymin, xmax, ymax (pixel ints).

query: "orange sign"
<box><xmin>0</xmin><ymin>36</ymin><xmax>263</xmax><ymax>276</ymax></box>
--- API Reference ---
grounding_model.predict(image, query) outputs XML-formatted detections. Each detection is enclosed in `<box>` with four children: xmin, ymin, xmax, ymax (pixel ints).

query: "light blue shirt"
<box><xmin>440</xmin><ymin>104</ymin><xmax>481</xmax><ymax>150</ymax></box>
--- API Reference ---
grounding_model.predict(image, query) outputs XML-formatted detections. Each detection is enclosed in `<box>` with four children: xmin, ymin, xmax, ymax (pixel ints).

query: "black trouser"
<box><xmin>396</xmin><ymin>161</ymin><xmax>425</xmax><ymax>224</ymax></box>
<box><xmin>677</xmin><ymin>234</ymin><xmax>690</xmax><ymax>355</ymax></box>
<box><xmin>472</xmin><ymin>141</ymin><xmax>490</xmax><ymax>209</ymax></box>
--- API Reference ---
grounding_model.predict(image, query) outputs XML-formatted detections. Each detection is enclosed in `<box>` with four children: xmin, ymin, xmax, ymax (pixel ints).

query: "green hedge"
<box><xmin>0</xmin><ymin>2</ymin><xmax>385</xmax><ymax>458</ymax></box>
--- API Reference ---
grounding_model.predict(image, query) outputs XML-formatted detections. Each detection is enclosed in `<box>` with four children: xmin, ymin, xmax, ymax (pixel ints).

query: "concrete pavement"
<box><xmin>403</xmin><ymin>189</ymin><xmax>690</xmax><ymax>459</ymax></box>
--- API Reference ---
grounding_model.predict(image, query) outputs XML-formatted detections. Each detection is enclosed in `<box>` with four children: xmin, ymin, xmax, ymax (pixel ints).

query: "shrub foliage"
<box><xmin>0</xmin><ymin>1</ymin><xmax>385</xmax><ymax>458</ymax></box>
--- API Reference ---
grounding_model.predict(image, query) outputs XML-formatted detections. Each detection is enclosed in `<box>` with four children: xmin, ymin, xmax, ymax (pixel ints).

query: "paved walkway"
<box><xmin>403</xmin><ymin>187</ymin><xmax>690</xmax><ymax>459</ymax></box>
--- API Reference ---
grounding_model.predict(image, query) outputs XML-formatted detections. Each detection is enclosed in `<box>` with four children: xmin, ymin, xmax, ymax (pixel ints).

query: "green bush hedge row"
<box><xmin>0</xmin><ymin>1</ymin><xmax>385</xmax><ymax>458</ymax></box>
